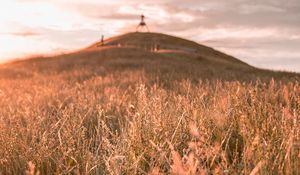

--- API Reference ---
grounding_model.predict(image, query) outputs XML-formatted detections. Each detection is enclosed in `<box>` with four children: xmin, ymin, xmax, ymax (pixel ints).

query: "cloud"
<box><xmin>9</xmin><ymin>31</ymin><xmax>40</xmax><ymax>37</ymax></box>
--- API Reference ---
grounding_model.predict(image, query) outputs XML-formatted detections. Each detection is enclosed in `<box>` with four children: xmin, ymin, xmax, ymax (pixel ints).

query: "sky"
<box><xmin>0</xmin><ymin>0</ymin><xmax>300</xmax><ymax>72</ymax></box>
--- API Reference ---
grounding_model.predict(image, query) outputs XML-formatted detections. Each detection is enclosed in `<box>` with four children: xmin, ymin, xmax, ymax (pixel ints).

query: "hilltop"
<box><xmin>0</xmin><ymin>32</ymin><xmax>299</xmax><ymax>82</ymax></box>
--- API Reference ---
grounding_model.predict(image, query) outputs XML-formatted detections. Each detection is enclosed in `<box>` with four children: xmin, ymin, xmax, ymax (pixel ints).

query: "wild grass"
<box><xmin>0</xmin><ymin>48</ymin><xmax>299</xmax><ymax>174</ymax></box>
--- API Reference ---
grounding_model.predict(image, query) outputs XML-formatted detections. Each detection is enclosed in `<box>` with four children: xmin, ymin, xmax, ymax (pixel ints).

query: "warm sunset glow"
<box><xmin>0</xmin><ymin>1</ymin><xmax>299</xmax><ymax>174</ymax></box>
<box><xmin>0</xmin><ymin>0</ymin><xmax>299</xmax><ymax>71</ymax></box>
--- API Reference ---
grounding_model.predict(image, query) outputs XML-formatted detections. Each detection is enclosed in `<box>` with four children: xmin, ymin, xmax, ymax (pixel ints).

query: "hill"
<box><xmin>0</xmin><ymin>32</ymin><xmax>299</xmax><ymax>82</ymax></box>
<box><xmin>0</xmin><ymin>32</ymin><xmax>299</xmax><ymax>174</ymax></box>
<box><xmin>89</xmin><ymin>32</ymin><xmax>248</xmax><ymax>66</ymax></box>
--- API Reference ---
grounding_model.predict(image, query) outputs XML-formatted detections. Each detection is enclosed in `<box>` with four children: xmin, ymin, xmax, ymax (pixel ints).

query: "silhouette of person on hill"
<box><xmin>101</xmin><ymin>35</ymin><xmax>104</xmax><ymax>46</ymax></box>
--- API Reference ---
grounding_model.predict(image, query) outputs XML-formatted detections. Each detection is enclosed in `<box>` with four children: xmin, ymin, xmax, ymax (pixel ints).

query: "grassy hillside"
<box><xmin>0</xmin><ymin>33</ymin><xmax>299</xmax><ymax>174</ymax></box>
<box><xmin>88</xmin><ymin>32</ymin><xmax>254</xmax><ymax>66</ymax></box>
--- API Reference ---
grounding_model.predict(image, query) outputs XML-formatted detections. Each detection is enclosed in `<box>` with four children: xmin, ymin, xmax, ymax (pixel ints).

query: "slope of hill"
<box><xmin>88</xmin><ymin>32</ymin><xmax>251</xmax><ymax>66</ymax></box>
<box><xmin>0</xmin><ymin>32</ymin><xmax>299</xmax><ymax>174</ymax></box>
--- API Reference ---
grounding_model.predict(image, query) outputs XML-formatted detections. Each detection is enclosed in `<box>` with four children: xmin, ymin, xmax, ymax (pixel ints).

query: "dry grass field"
<box><xmin>0</xmin><ymin>33</ymin><xmax>299</xmax><ymax>174</ymax></box>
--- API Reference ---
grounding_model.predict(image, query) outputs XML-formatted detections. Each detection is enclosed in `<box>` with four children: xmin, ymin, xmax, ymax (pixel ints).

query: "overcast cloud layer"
<box><xmin>0</xmin><ymin>0</ymin><xmax>299</xmax><ymax>72</ymax></box>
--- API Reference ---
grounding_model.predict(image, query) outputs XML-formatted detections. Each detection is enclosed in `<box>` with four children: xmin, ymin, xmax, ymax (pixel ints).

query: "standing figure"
<box><xmin>136</xmin><ymin>14</ymin><xmax>150</xmax><ymax>32</ymax></box>
<box><xmin>101</xmin><ymin>35</ymin><xmax>104</xmax><ymax>46</ymax></box>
